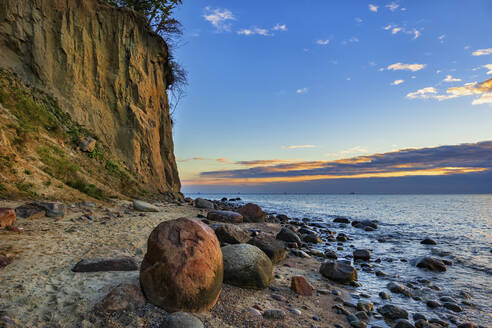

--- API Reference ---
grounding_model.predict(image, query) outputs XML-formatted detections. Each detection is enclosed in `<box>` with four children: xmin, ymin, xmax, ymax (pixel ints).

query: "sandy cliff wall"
<box><xmin>0</xmin><ymin>0</ymin><xmax>181</xmax><ymax>195</ymax></box>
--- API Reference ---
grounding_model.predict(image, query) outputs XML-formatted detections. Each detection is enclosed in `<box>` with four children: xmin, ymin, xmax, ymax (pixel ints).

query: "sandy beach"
<box><xmin>0</xmin><ymin>199</ymin><xmax>350</xmax><ymax>328</ymax></box>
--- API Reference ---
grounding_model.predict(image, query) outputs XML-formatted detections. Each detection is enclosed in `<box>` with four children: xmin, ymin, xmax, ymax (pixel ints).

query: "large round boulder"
<box><xmin>237</xmin><ymin>203</ymin><xmax>266</xmax><ymax>223</ymax></box>
<box><xmin>194</xmin><ymin>198</ymin><xmax>214</xmax><ymax>209</ymax></box>
<box><xmin>276</xmin><ymin>227</ymin><xmax>301</xmax><ymax>243</ymax></box>
<box><xmin>140</xmin><ymin>218</ymin><xmax>223</xmax><ymax>313</ymax></box>
<box><xmin>207</xmin><ymin>210</ymin><xmax>243</xmax><ymax>223</ymax></box>
<box><xmin>319</xmin><ymin>260</ymin><xmax>358</xmax><ymax>283</ymax></box>
<box><xmin>222</xmin><ymin>244</ymin><xmax>273</xmax><ymax>289</ymax></box>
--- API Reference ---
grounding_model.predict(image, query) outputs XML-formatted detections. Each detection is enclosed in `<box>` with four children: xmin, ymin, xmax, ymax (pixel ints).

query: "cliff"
<box><xmin>0</xmin><ymin>0</ymin><xmax>181</xmax><ymax>199</ymax></box>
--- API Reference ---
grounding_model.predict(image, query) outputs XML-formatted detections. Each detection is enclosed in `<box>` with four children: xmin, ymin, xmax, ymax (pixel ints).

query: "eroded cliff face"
<box><xmin>0</xmin><ymin>0</ymin><xmax>181</xmax><ymax>195</ymax></box>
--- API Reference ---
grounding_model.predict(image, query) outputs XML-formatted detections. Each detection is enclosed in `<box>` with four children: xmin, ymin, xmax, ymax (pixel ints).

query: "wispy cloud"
<box><xmin>387</xmin><ymin>62</ymin><xmax>426</xmax><ymax>72</ymax></box>
<box><xmin>443</xmin><ymin>75</ymin><xmax>462</xmax><ymax>82</ymax></box>
<box><xmin>406</xmin><ymin>87</ymin><xmax>437</xmax><ymax>99</ymax></box>
<box><xmin>185</xmin><ymin>142</ymin><xmax>492</xmax><ymax>186</ymax></box>
<box><xmin>342</xmin><ymin>37</ymin><xmax>359</xmax><ymax>45</ymax></box>
<box><xmin>326</xmin><ymin>146</ymin><xmax>369</xmax><ymax>158</ymax></box>
<box><xmin>282</xmin><ymin>145</ymin><xmax>317</xmax><ymax>149</ymax></box>
<box><xmin>203</xmin><ymin>7</ymin><xmax>235</xmax><ymax>32</ymax></box>
<box><xmin>369</xmin><ymin>4</ymin><xmax>379</xmax><ymax>12</ymax></box>
<box><xmin>296</xmin><ymin>87</ymin><xmax>309</xmax><ymax>94</ymax></box>
<box><xmin>438</xmin><ymin>34</ymin><xmax>446</xmax><ymax>43</ymax></box>
<box><xmin>391</xmin><ymin>79</ymin><xmax>405</xmax><ymax>86</ymax></box>
<box><xmin>272</xmin><ymin>24</ymin><xmax>287</xmax><ymax>31</ymax></box>
<box><xmin>472</xmin><ymin>48</ymin><xmax>492</xmax><ymax>56</ymax></box>
<box><xmin>237</xmin><ymin>27</ymin><xmax>272</xmax><ymax>36</ymax></box>
<box><xmin>484</xmin><ymin>64</ymin><xmax>492</xmax><ymax>75</ymax></box>
<box><xmin>386</xmin><ymin>2</ymin><xmax>399</xmax><ymax>11</ymax></box>
<box><xmin>355</xmin><ymin>17</ymin><xmax>363</xmax><ymax>23</ymax></box>
<box><xmin>316</xmin><ymin>39</ymin><xmax>330</xmax><ymax>46</ymax></box>
<box><xmin>384</xmin><ymin>25</ymin><xmax>422</xmax><ymax>39</ymax></box>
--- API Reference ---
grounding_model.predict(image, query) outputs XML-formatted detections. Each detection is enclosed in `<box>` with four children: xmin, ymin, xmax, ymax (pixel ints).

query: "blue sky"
<box><xmin>171</xmin><ymin>1</ymin><xmax>492</xmax><ymax>192</ymax></box>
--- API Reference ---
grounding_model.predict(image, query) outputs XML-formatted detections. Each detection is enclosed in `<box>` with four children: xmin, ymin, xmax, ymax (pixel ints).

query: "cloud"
<box><xmin>384</xmin><ymin>25</ymin><xmax>422</xmax><ymax>39</ymax></box>
<box><xmin>472</xmin><ymin>48</ymin><xmax>492</xmax><ymax>56</ymax></box>
<box><xmin>391</xmin><ymin>79</ymin><xmax>405</xmax><ymax>86</ymax></box>
<box><xmin>386</xmin><ymin>2</ymin><xmax>399</xmax><ymax>11</ymax></box>
<box><xmin>282</xmin><ymin>145</ymin><xmax>316</xmax><ymax>149</ymax></box>
<box><xmin>316</xmin><ymin>39</ymin><xmax>330</xmax><ymax>45</ymax></box>
<box><xmin>187</xmin><ymin>141</ymin><xmax>492</xmax><ymax>186</ymax></box>
<box><xmin>203</xmin><ymin>7</ymin><xmax>235</xmax><ymax>32</ymax></box>
<box><xmin>234</xmin><ymin>159</ymin><xmax>293</xmax><ymax>167</ymax></box>
<box><xmin>237</xmin><ymin>27</ymin><xmax>272</xmax><ymax>36</ymax></box>
<box><xmin>484</xmin><ymin>64</ymin><xmax>492</xmax><ymax>75</ymax></box>
<box><xmin>355</xmin><ymin>17</ymin><xmax>363</xmax><ymax>23</ymax></box>
<box><xmin>443</xmin><ymin>75</ymin><xmax>462</xmax><ymax>82</ymax></box>
<box><xmin>296</xmin><ymin>87</ymin><xmax>308</xmax><ymax>94</ymax></box>
<box><xmin>369</xmin><ymin>4</ymin><xmax>379</xmax><ymax>12</ymax></box>
<box><xmin>406</xmin><ymin>78</ymin><xmax>492</xmax><ymax>105</ymax></box>
<box><xmin>326</xmin><ymin>146</ymin><xmax>369</xmax><ymax>158</ymax></box>
<box><xmin>406</xmin><ymin>87</ymin><xmax>437</xmax><ymax>99</ymax></box>
<box><xmin>438</xmin><ymin>34</ymin><xmax>446</xmax><ymax>43</ymax></box>
<box><xmin>272</xmin><ymin>24</ymin><xmax>287</xmax><ymax>31</ymax></box>
<box><xmin>387</xmin><ymin>62</ymin><xmax>426</xmax><ymax>72</ymax></box>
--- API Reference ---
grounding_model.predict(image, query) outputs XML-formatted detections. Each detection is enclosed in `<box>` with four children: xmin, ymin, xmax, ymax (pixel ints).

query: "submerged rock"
<box><xmin>377</xmin><ymin>304</ymin><xmax>408</xmax><ymax>320</ymax></box>
<box><xmin>72</xmin><ymin>256</ymin><xmax>138</xmax><ymax>272</ymax></box>
<box><xmin>421</xmin><ymin>238</ymin><xmax>437</xmax><ymax>245</ymax></box>
<box><xmin>222</xmin><ymin>243</ymin><xmax>273</xmax><ymax>289</ymax></box>
<box><xmin>416</xmin><ymin>256</ymin><xmax>447</xmax><ymax>272</ymax></box>
<box><xmin>353</xmin><ymin>249</ymin><xmax>371</xmax><ymax>261</ymax></box>
<box><xmin>319</xmin><ymin>260</ymin><xmax>358</xmax><ymax>283</ymax></box>
<box><xmin>140</xmin><ymin>218</ymin><xmax>223</xmax><ymax>312</ymax></box>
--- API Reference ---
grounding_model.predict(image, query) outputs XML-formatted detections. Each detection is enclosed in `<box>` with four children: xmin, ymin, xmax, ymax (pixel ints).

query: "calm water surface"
<box><xmin>189</xmin><ymin>194</ymin><xmax>492</xmax><ymax>327</ymax></box>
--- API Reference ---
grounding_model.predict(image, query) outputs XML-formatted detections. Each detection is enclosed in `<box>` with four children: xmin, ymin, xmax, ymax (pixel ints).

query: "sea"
<box><xmin>186</xmin><ymin>193</ymin><xmax>492</xmax><ymax>327</ymax></box>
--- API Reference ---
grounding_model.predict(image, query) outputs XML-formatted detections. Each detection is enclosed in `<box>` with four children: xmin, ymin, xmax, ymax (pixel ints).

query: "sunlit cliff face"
<box><xmin>181</xmin><ymin>141</ymin><xmax>492</xmax><ymax>186</ymax></box>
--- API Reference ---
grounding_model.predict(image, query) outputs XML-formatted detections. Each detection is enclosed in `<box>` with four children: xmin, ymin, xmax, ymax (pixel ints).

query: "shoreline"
<box><xmin>0</xmin><ymin>197</ymin><xmax>486</xmax><ymax>328</ymax></box>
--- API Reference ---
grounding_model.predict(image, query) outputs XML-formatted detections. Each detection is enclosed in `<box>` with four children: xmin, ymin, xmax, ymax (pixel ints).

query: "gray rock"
<box><xmin>387</xmin><ymin>282</ymin><xmax>407</xmax><ymax>294</ymax></box>
<box><xmin>353</xmin><ymin>249</ymin><xmax>371</xmax><ymax>261</ymax></box>
<box><xmin>162</xmin><ymin>312</ymin><xmax>204</xmax><ymax>328</ymax></box>
<box><xmin>194</xmin><ymin>198</ymin><xmax>214</xmax><ymax>209</ymax></box>
<box><xmin>15</xmin><ymin>203</ymin><xmax>46</xmax><ymax>220</ymax></box>
<box><xmin>80</xmin><ymin>137</ymin><xmax>96</xmax><ymax>152</ymax></box>
<box><xmin>276</xmin><ymin>227</ymin><xmax>301</xmax><ymax>243</ymax></box>
<box><xmin>72</xmin><ymin>256</ymin><xmax>138</xmax><ymax>272</ymax></box>
<box><xmin>393</xmin><ymin>319</ymin><xmax>415</xmax><ymax>328</ymax></box>
<box><xmin>355</xmin><ymin>311</ymin><xmax>370</xmax><ymax>322</ymax></box>
<box><xmin>289</xmin><ymin>308</ymin><xmax>302</xmax><ymax>315</ymax></box>
<box><xmin>222</xmin><ymin>244</ymin><xmax>273</xmax><ymax>289</ymax></box>
<box><xmin>378</xmin><ymin>304</ymin><xmax>409</xmax><ymax>320</ymax></box>
<box><xmin>263</xmin><ymin>309</ymin><xmax>285</xmax><ymax>320</ymax></box>
<box><xmin>320</xmin><ymin>260</ymin><xmax>358</xmax><ymax>283</ymax></box>
<box><xmin>357</xmin><ymin>301</ymin><xmax>374</xmax><ymax>312</ymax></box>
<box><xmin>325</xmin><ymin>249</ymin><xmax>338</xmax><ymax>259</ymax></box>
<box><xmin>415</xmin><ymin>257</ymin><xmax>446</xmax><ymax>272</ymax></box>
<box><xmin>207</xmin><ymin>210</ymin><xmax>243</xmax><ymax>223</ymax></box>
<box><xmin>333</xmin><ymin>217</ymin><xmax>350</xmax><ymax>224</ymax></box>
<box><xmin>443</xmin><ymin>302</ymin><xmax>462</xmax><ymax>312</ymax></box>
<box><xmin>426</xmin><ymin>300</ymin><xmax>441</xmax><ymax>308</ymax></box>
<box><xmin>291</xmin><ymin>249</ymin><xmax>311</xmax><ymax>258</ymax></box>
<box><xmin>309</xmin><ymin>249</ymin><xmax>325</xmax><ymax>257</ymax></box>
<box><xmin>414</xmin><ymin>319</ymin><xmax>428</xmax><ymax>328</ymax></box>
<box><xmin>214</xmin><ymin>224</ymin><xmax>250</xmax><ymax>244</ymax></box>
<box><xmin>379</xmin><ymin>291</ymin><xmax>391</xmax><ymax>299</ymax></box>
<box><xmin>303</xmin><ymin>234</ymin><xmax>322</xmax><ymax>243</ymax></box>
<box><xmin>248</xmin><ymin>235</ymin><xmax>286</xmax><ymax>264</ymax></box>
<box><xmin>133</xmin><ymin>200</ymin><xmax>159</xmax><ymax>212</ymax></box>
<box><xmin>413</xmin><ymin>313</ymin><xmax>427</xmax><ymax>321</ymax></box>
<box><xmin>37</xmin><ymin>202</ymin><xmax>66</xmax><ymax>218</ymax></box>
<box><xmin>421</xmin><ymin>238</ymin><xmax>437</xmax><ymax>245</ymax></box>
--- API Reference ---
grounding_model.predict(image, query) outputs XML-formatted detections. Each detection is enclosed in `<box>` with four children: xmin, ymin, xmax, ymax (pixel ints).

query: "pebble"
<box><xmin>246</xmin><ymin>307</ymin><xmax>262</xmax><ymax>316</ymax></box>
<box><xmin>289</xmin><ymin>308</ymin><xmax>302</xmax><ymax>315</ymax></box>
<box><xmin>271</xmin><ymin>294</ymin><xmax>286</xmax><ymax>302</ymax></box>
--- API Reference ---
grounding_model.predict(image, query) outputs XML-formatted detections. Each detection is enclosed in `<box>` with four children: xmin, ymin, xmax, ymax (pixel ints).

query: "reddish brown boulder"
<box><xmin>237</xmin><ymin>203</ymin><xmax>266</xmax><ymax>223</ymax></box>
<box><xmin>95</xmin><ymin>283</ymin><xmax>146</xmax><ymax>313</ymax></box>
<box><xmin>0</xmin><ymin>208</ymin><xmax>15</xmax><ymax>228</ymax></box>
<box><xmin>140</xmin><ymin>217</ymin><xmax>223</xmax><ymax>313</ymax></box>
<box><xmin>291</xmin><ymin>276</ymin><xmax>314</xmax><ymax>296</ymax></box>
